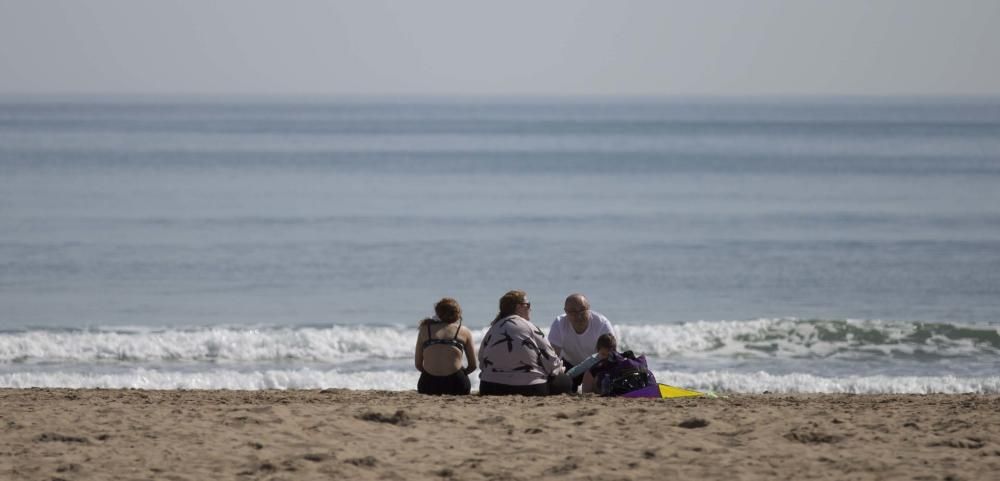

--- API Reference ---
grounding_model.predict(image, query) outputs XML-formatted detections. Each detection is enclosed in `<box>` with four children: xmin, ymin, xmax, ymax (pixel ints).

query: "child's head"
<box><xmin>595</xmin><ymin>334</ymin><xmax>617</xmax><ymax>360</ymax></box>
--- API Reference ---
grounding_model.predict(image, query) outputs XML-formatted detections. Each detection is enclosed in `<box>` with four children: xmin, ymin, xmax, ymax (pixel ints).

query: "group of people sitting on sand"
<box><xmin>415</xmin><ymin>289</ymin><xmax>640</xmax><ymax>396</ymax></box>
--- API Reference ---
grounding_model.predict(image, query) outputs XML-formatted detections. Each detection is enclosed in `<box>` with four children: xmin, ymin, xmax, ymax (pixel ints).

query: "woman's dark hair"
<box><xmin>595</xmin><ymin>333</ymin><xmax>617</xmax><ymax>351</ymax></box>
<box><xmin>420</xmin><ymin>297</ymin><xmax>462</xmax><ymax>325</ymax></box>
<box><xmin>493</xmin><ymin>289</ymin><xmax>527</xmax><ymax>324</ymax></box>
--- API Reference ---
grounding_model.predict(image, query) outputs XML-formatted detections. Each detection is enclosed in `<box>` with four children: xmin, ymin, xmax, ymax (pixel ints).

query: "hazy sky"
<box><xmin>1</xmin><ymin>0</ymin><xmax>998</xmax><ymax>96</ymax></box>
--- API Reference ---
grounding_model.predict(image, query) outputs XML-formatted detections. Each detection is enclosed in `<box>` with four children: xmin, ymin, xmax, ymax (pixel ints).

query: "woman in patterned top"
<box><xmin>477</xmin><ymin>290</ymin><xmax>571</xmax><ymax>396</ymax></box>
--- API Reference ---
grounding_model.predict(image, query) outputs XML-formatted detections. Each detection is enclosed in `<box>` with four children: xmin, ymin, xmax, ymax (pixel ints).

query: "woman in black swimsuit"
<box><xmin>414</xmin><ymin>298</ymin><xmax>477</xmax><ymax>395</ymax></box>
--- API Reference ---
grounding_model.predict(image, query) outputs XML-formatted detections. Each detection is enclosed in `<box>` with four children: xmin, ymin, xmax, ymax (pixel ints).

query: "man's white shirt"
<box><xmin>547</xmin><ymin>311</ymin><xmax>616</xmax><ymax>366</ymax></box>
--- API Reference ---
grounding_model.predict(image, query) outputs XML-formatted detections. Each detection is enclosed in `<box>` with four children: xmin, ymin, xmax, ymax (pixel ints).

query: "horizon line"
<box><xmin>2</xmin><ymin>92</ymin><xmax>1000</xmax><ymax>103</ymax></box>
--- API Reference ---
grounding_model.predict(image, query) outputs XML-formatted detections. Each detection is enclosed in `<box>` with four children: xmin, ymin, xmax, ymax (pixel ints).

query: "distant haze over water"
<box><xmin>1</xmin><ymin>97</ymin><xmax>998</xmax><ymax>392</ymax></box>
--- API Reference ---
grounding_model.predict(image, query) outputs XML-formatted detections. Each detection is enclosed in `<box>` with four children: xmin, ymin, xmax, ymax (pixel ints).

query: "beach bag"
<box><xmin>593</xmin><ymin>351</ymin><xmax>656</xmax><ymax>396</ymax></box>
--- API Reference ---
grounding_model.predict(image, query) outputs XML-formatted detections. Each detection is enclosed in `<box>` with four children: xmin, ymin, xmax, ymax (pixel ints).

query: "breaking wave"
<box><xmin>1</xmin><ymin>319</ymin><xmax>996</xmax><ymax>364</ymax></box>
<box><xmin>0</xmin><ymin>319</ymin><xmax>996</xmax><ymax>392</ymax></box>
<box><xmin>617</xmin><ymin>318</ymin><xmax>1000</xmax><ymax>360</ymax></box>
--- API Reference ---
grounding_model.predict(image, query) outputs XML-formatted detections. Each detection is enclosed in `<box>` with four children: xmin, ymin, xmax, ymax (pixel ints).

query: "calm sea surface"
<box><xmin>1</xmin><ymin>97</ymin><xmax>998</xmax><ymax>392</ymax></box>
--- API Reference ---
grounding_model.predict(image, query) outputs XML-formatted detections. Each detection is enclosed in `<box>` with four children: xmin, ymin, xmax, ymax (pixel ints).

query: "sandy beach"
<box><xmin>1</xmin><ymin>389</ymin><xmax>997</xmax><ymax>480</ymax></box>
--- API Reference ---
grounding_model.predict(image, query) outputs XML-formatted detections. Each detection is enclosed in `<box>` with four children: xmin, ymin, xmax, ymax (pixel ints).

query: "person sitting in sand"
<box><xmin>580</xmin><ymin>333</ymin><xmax>656</xmax><ymax>395</ymax></box>
<box><xmin>414</xmin><ymin>297</ymin><xmax>477</xmax><ymax>395</ymax></box>
<box><xmin>478</xmin><ymin>290</ymin><xmax>572</xmax><ymax>396</ymax></box>
<box><xmin>573</xmin><ymin>333</ymin><xmax>617</xmax><ymax>393</ymax></box>
<box><xmin>548</xmin><ymin>293</ymin><xmax>617</xmax><ymax>393</ymax></box>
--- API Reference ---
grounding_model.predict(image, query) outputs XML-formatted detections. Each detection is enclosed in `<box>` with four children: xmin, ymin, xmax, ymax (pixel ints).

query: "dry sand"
<box><xmin>1</xmin><ymin>389</ymin><xmax>998</xmax><ymax>480</ymax></box>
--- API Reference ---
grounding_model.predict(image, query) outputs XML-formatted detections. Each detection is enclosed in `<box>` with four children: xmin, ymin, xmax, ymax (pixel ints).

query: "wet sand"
<box><xmin>1</xmin><ymin>389</ymin><xmax>998</xmax><ymax>480</ymax></box>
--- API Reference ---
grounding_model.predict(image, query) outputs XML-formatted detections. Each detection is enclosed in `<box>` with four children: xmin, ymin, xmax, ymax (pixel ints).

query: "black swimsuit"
<box><xmin>422</xmin><ymin>319</ymin><xmax>465</xmax><ymax>351</ymax></box>
<box><xmin>417</xmin><ymin>320</ymin><xmax>471</xmax><ymax>395</ymax></box>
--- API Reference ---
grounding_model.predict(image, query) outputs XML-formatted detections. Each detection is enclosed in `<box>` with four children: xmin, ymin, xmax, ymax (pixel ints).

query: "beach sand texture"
<box><xmin>2</xmin><ymin>389</ymin><xmax>998</xmax><ymax>480</ymax></box>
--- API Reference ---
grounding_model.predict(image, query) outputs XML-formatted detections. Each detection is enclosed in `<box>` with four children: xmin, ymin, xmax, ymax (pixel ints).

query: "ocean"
<box><xmin>1</xmin><ymin>96</ymin><xmax>998</xmax><ymax>393</ymax></box>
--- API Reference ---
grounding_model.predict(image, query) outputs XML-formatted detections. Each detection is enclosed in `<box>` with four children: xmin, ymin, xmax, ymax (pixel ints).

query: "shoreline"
<box><xmin>2</xmin><ymin>389</ymin><xmax>998</xmax><ymax>480</ymax></box>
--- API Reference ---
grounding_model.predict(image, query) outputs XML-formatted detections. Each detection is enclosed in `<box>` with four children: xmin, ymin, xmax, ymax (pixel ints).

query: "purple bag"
<box><xmin>592</xmin><ymin>351</ymin><xmax>657</xmax><ymax>396</ymax></box>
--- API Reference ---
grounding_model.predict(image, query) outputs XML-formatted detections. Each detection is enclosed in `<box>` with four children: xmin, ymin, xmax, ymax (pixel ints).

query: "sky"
<box><xmin>1</xmin><ymin>0</ymin><xmax>999</xmax><ymax>97</ymax></box>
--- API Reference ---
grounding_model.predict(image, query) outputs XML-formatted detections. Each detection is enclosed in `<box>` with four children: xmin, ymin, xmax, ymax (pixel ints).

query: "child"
<box><xmin>566</xmin><ymin>333</ymin><xmax>617</xmax><ymax>393</ymax></box>
<box><xmin>578</xmin><ymin>334</ymin><xmax>656</xmax><ymax>396</ymax></box>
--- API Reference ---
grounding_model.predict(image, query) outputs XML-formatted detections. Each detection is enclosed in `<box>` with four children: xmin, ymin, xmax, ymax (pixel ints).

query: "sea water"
<box><xmin>1</xmin><ymin>97</ymin><xmax>998</xmax><ymax>393</ymax></box>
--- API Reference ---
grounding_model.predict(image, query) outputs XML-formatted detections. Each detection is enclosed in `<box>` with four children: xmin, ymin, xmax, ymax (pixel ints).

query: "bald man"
<box><xmin>548</xmin><ymin>293</ymin><xmax>617</xmax><ymax>393</ymax></box>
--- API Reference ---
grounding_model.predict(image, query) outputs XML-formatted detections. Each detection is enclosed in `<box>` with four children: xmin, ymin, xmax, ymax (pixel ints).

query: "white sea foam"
<box><xmin>657</xmin><ymin>370</ymin><xmax>1000</xmax><ymax>395</ymax></box>
<box><xmin>0</xmin><ymin>325</ymin><xmax>418</xmax><ymax>363</ymax></box>
<box><xmin>1</xmin><ymin>318</ymin><xmax>996</xmax><ymax>393</ymax></box>
<box><xmin>0</xmin><ymin>367</ymin><xmax>428</xmax><ymax>391</ymax></box>
<box><xmin>0</xmin><ymin>367</ymin><xmax>995</xmax><ymax>393</ymax></box>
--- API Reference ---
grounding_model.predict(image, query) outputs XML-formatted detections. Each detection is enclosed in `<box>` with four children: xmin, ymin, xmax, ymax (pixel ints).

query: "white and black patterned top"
<box><xmin>477</xmin><ymin>315</ymin><xmax>563</xmax><ymax>386</ymax></box>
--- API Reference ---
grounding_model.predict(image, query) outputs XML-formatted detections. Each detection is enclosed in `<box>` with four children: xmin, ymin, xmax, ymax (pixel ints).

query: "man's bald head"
<box><xmin>564</xmin><ymin>293</ymin><xmax>590</xmax><ymax>312</ymax></box>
